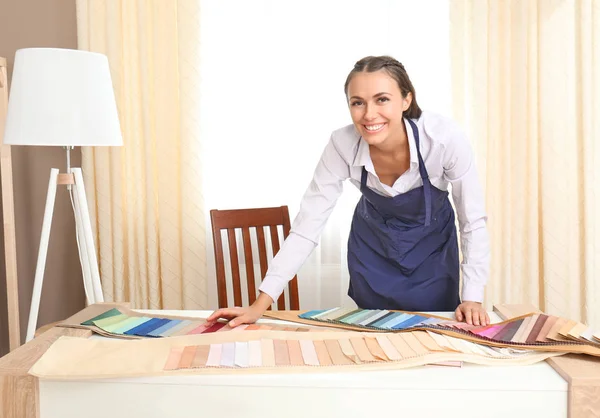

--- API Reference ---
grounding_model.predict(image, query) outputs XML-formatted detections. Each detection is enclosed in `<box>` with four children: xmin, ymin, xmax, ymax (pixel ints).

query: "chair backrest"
<box><xmin>210</xmin><ymin>205</ymin><xmax>300</xmax><ymax>310</ymax></box>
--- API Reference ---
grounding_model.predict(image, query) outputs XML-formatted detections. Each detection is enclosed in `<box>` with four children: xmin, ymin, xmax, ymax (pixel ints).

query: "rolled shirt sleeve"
<box><xmin>442</xmin><ymin>122</ymin><xmax>490</xmax><ymax>303</ymax></box>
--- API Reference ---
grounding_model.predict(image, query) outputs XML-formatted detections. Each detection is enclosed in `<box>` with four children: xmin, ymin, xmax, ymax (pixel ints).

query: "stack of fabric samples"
<box><xmin>163</xmin><ymin>330</ymin><xmax>558</xmax><ymax>371</ymax></box>
<box><xmin>81</xmin><ymin>307</ymin><xmax>314</xmax><ymax>338</ymax></box>
<box><xmin>298</xmin><ymin>308</ymin><xmax>600</xmax><ymax>347</ymax></box>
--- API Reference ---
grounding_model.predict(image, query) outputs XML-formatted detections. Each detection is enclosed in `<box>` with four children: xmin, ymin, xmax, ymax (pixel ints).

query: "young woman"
<box><xmin>208</xmin><ymin>55</ymin><xmax>491</xmax><ymax>327</ymax></box>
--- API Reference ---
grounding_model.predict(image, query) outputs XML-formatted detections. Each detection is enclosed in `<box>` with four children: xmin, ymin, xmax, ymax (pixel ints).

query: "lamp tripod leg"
<box><xmin>72</xmin><ymin>168</ymin><xmax>103</xmax><ymax>303</ymax></box>
<box><xmin>71</xmin><ymin>178</ymin><xmax>95</xmax><ymax>305</ymax></box>
<box><xmin>26</xmin><ymin>168</ymin><xmax>59</xmax><ymax>342</ymax></box>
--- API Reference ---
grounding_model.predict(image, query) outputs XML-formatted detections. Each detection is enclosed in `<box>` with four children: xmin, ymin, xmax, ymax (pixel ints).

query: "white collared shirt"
<box><xmin>258</xmin><ymin>110</ymin><xmax>490</xmax><ymax>305</ymax></box>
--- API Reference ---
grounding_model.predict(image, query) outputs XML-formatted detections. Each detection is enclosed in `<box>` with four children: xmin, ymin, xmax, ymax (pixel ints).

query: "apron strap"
<box><xmin>407</xmin><ymin>119</ymin><xmax>432</xmax><ymax>226</ymax></box>
<box><xmin>360</xmin><ymin>163</ymin><xmax>368</xmax><ymax>188</ymax></box>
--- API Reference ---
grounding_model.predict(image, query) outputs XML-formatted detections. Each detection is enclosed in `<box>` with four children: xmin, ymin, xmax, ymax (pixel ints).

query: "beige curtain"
<box><xmin>450</xmin><ymin>0</ymin><xmax>599</xmax><ymax>325</ymax></box>
<box><xmin>75</xmin><ymin>0</ymin><xmax>208</xmax><ymax>309</ymax></box>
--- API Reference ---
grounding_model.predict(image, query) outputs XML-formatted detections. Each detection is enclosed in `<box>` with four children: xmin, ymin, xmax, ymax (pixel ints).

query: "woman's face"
<box><xmin>347</xmin><ymin>70</ymin><xmax>411</xmax><ymax>146</ymax></box>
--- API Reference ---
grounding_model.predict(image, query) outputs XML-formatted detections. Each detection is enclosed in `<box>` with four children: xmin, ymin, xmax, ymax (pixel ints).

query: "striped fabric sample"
<box><xmin>80</xmin><ymin>308</ymin><xmax>314</xmax><ymax>338</ymax></box>
<box><xmin>299</xmin><ymin>308</ymin><xmax>600</xmax><ymax>348</ymax></box>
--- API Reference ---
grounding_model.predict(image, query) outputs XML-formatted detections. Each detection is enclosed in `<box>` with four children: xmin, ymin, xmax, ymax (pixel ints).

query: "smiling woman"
<box><xmin>207</xmin><ymin>53</ymin><xmax>492</xmax><ymax>329</ymax></box>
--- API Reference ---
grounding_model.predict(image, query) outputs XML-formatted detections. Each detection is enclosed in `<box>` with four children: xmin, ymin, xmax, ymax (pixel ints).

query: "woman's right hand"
<box><xmin>205</xmin><ymin>292</ymin><xmax>273</xmax><ymax>328</ymax></box>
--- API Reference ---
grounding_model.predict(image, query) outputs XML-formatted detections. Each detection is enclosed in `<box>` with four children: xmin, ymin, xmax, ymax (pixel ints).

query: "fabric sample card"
<box><xmin>350</xmin><ymin>337</ymin><xmax>376</xmax><ymax>362</ymax></box>
<box><xmin>338</xmin><ymin>338</ymin><xmax>360</xmax><ymax>363</ymax></box>
<box><xmin>274</xmin><ymin>340</ymin><xmax>291</xmax><ymax>366</ymax></box>
<box><xmin>261</xmin><ymin>339</ymin><xmax>276</xmax><ymax>367</ymax></box>
<box><xmin>536</xmin><ymin>316</ymin><xmax>559</xmax><ymax>342</ymax></box>
<box><xmin>162</xmin><ymin>320</ymin><xmax>193</xmax><ymax>337</ymax></box>
<box><xmin>82</xmin><ymin>308</ymin><xmax>122</xmax><ymax>325</ymax></box>
<box><xmin>111</xmin><ymin>317</ymin><xmax>150</xmax><ymax>335</ymax></box>
<box><xmin>206</xmin><ymin>344</ymin><xmax>223</xmax><ymax>367</ymax></box>
<box><xmin>287</xmin><ymin>340</ymin><xmax>304</xmax><ymax>366</ymax></box>
<box><xmin>164</xmin><ymin>347</ymin><xmax>184</xmax><ymax>371</ymax></box>
<box><xmin>168</xmin><ymin>321</ymin><xmax>201</xmax><ymax>337</ymax></box>
<box><xmin>525</xmin><ymin>316</ymin><xmax>548</xmax><ymax>343</ymax></box>
<box><xmin>324</xmin><ymin>339</ymin><xmax>353</xmax><ymax>365</ymax></box>
<box><xmin>248</xmin><ymin>340</ymin><xmax>262</xmax><ymax>367</ymax></box>
<box><xmin>191</xmin><ymin>345</ymin><xmax>210</xmax><ymax>368</ymax></box>
<box><xmin>149</xmin><ymin>319</ymin><xmax>182</xmax><ymax>337</ymax></box>
<box><xmin>201</xmin><ymin>322</ymin><xmax>226</xmax><ymax>334</ymax></box>
<box><xmin>399</xmin><ymin>333</ymin><xmax>429</xmax><ymax>356</ymax></box>
<box><xmin>413</xmin><ymin>331</ymin><xmax>444</xmax><ymax>352</ymax></box>
<box><xmin>221</xmin><ymin>342</ymin><xmax>235</xmax><ymax>367</ymax></box>
<box><xmin>364</xmin><ymin>337</ymin><xmax>388</xmax><ymax>361</ymax></box>
<box><xmin>234</xmin><ymin>342</ymin><xmax>249</xmax><ymax>368</ymax></box>
<box><xmin>93</xmin><ymin>314</ymin><xmax>128</xmax><ymax>329</ymax></box>
<box><xmin>387</xmin><ymin>334</ymin><xmax>417</xmax><ymax>358</ymax></box>
<box><xmin>313</xmin><ymin>340</ymin><xmax>333</xmax><ymax>366</ymax></box>
<box><xmin>426</xmin><ymin>331</ymin><xmax>459</xmax><ymax>352</ymax></box>
<box><xmin>510</xmin><ymin>316</ymin><xmax>532</xmax><ymax>342</ymax></box>
<box><xmin>299</xmin><ymin>340</ymin><xmax>319</xmax><ymax>366</ymax></box>
<box><xmin>178</xmin><ymin>345</ymin><xmax>197</xmax><ymax>369</ymax></box>
<box><xmin>375</xmin><ymin>335</ymin><xmax>402</xmax><ymax>360</ymax></box>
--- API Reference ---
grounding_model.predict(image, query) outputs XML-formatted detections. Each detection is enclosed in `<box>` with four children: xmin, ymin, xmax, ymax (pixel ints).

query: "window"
<box><xmin>200</xmin><ymin>0</ymin><xmax>452</xmax><ymax>308</ymax></box>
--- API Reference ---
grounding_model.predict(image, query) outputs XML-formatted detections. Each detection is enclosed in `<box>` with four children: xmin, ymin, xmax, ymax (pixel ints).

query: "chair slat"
<box><xmin>241</xmin><ymin>227</ymin><xmax>256</xmax><ymax>305</ymax></box>
<box><xmin>269</xmin><ymin>225</ymin><xmax>286</xmax><ymax>310</ymax></box>
<box><xmin>256</xmin><ymin>226</ymin><xmax>269</xmax><ymax>280</ymax></box>
<box><xmin>227</xmin><ymin>228</ymin><xmax>242</xmax><ymax>307</ymax></box>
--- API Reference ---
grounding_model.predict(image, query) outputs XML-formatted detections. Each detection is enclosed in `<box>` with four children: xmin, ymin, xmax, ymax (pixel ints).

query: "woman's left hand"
<box><xmin>455</xmin><ymin>301</ymin><xmax>489</xmax><ymax>326</ymax></box>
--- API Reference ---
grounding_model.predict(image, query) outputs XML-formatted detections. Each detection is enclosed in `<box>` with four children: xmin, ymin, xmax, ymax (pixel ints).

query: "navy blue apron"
<box><xmin>347</xmin><ymin>118</ymin><xmax>460</xmax><ymax>312</ymax></box>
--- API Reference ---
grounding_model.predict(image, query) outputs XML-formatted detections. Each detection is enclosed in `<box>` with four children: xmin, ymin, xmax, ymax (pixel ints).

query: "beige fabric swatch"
<box><xmin>536</xmin><ymin>316</ymin><xmax>559</xmax><ymax>342</ymax></box>
<box><xmin>413</xmin><ymin>331</ymin><xmax>444</xmax><ymax>352</ymax></box>
<box><xmin>299</xmin><ymin>339</ymin><xmax>319</xmax><ymax>366</ymax></box>
<box><xmin>191</xmin><ymin>345</ymin><xmax>210</xmax><ymax>368</ymax></box>
<box><xmin>338</xmin><ymin>338</ymin><xmax>360</xmax><ymax>363</ymax></box>
<box><xmin>261</xmin><ymin>339</ymin><xmax>275</xmax><ymax>367</ymax></box>
<box><xmin>400</xmin><ymin>333</ymin><xmax>429</xmax><ymax>356</ymax></box>
<box><xmin>324</xmin><ymin>340</ymin><xmax>353</xmax><ymax>365</ymax></box>
<box><xmin>164</xmin><ymin>347</ymin><xmax>183</xmax><ymax>370</ymax></box>
<box><xmin>178</xmin><ymin>346</ymin><xmax>197</xmax><ymax>368</ymax></box>
<box><xmin>387</xmin><ymin>334</ymin><xmax>417</xmax><ymax>358</ymax></box>
<box><xmin>274</xmin><ymin>340</ymin><xmax>290</xmax><ymax>366</ymax></box>
<box><xmin>248</xmin><ymin>340</ymin><xmax>262</xmax><ymax>367</ymax></box>
<box><xmin>364</xmin><ymin>337</ymin><xmax>388</xmax><ymax>361</ymax></box>
<box><xmin>426</xmin><ymin>332</ymin><xmax>460</xmax><ymax>352</ymax></box>
<box><xmin>375</xmin><ymin>335</ymin><xmax>402</xmax><ymax>360</ymax></box>
<box><xmin>313</xmin><ymin>340</ymin><xmax>333</xmax><ymax>366</ymax></box>
<box><xmin>350</xmin><ymin>337</ymin><xmax>376</xmax><ymax>362</ymax></box>
<box><xmin>547</xmin><ymin>318</ymin><xmax>568</xmax><ymax>341</ymax></box>
<box><xmin>206</xmin><ymin>344</ymin><xmax>222</xmax><ymax>367</ymax></box>
<box><xmin>287</xmin><ymin>340</ymin><xmax>304</xmax><ymax>366</ymax></box>
<box><xmin>558</xmin><ymin>320</ymin><xmax>578</xmax><ymax>338</ymax></box>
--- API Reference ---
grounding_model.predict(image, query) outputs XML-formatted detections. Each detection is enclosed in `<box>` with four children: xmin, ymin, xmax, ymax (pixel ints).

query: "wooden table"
<box><xmin>0</xmin><ymin>304</ymin><xmax>598</xmax><ymax>418</ymax></box>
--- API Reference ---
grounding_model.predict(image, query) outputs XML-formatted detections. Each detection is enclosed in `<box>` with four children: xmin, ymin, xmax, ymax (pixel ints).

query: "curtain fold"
<box><xmin>76</xmin><ymin>0</ymin><xmax>207</xmax><ymax>309</ymax></box>
<box><xmin>451</xmin><ymin>0</ymin><xmax>600</xmax><ymax>325</ymax></box>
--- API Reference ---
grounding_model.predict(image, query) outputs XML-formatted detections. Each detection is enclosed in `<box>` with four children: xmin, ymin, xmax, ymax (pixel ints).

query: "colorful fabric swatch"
<box><xmin>298</xmin><ymin>308</ymin><xmax>600</xmax><ymax>349</ymax></box>
<box><xmin>80</xmin><ymin>308</ymin><xmax>315</xmax><ymax>339</ymax></box>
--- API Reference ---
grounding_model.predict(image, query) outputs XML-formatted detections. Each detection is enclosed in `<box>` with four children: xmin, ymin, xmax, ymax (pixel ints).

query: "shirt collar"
<box><xmin>352</xmin><ymin>118</ymin><xmax>419</xmax><ymax>170</ymax></box>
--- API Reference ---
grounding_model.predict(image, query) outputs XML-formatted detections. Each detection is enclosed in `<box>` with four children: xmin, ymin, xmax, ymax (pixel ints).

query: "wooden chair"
<box><xmin>210</xmin><ymin>205</ymin><xmax>300</xmax><ymax>310</ymax></box>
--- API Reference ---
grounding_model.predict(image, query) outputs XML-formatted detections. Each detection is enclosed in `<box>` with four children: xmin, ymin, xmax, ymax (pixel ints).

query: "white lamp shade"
<box><xmin>3</xmin><ymin>48</ymin><xmax>123</xmax><ymax>147</ymax></box>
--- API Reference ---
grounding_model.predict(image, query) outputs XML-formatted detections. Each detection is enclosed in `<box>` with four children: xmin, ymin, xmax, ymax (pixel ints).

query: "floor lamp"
<box><xmin>3</xmin><ymin>48</ymin><xmax>123</xmax><ymax>342</ymax></box>
<box><xmin>0</xmin><ymin>56</ymin><xmax>21</xmax><ymax>351</ymax></box>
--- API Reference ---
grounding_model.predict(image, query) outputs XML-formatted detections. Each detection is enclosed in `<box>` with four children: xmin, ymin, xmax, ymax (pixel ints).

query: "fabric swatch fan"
<box><xmin>3</xmin><ymin>48</ymin><xmax>123</xmax><ymax>341</ymax></box>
